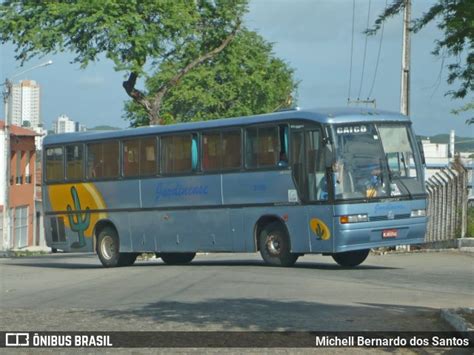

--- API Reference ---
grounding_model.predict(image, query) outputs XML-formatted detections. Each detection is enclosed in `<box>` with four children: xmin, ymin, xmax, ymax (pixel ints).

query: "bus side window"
<box><xmin>203</xmin><ymin>130</ymin><xmax>241</xmax><ymax>172</ymax></box>
<box><xmin>123</xmin><ymin>139</ymin><xmax>140</xmax><ymax>177</ymax></box>
<box><xmin>65</xmin><ymin>144</ymin><xmax>83</xmax><ymax>180</ymax></box>
<box><xmin>245</xmin><ymin>126</ymin><xmax>279</xmax><ymax>169</ymax></box>
<box><xmin>161</xmin><ymin>134</ymin><xmax>192</xmax><ymax>174</ymax></box>
<box><xmin>45</xmin><ymin>147</ymin><xmax>64</xmax><ymax>182</ymax></box>
<box><xmin>87</xmin><ymin>141</ymin><xmax>119</xmax><ymax>179</ymax></box>
<box><xmin>222</xmin><ymin>130</ymin><xmax>241</xmax><ymax>169</ymax></box>
<box><xmin>140</xmin><ymin>137</ymin><xmax>158</xmax><ymax>176</ymax></box>
<box><xmin>202</xmin><ymin>132</ymin><xmax>220</xmax><ymax>171</ymax></box>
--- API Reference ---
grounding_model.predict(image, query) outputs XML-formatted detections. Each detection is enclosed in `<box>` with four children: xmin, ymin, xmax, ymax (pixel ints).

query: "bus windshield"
<box><xmin>331</xmin><ymin>123</ymin><xmax>424</xmax><ymax>200</ymax></box>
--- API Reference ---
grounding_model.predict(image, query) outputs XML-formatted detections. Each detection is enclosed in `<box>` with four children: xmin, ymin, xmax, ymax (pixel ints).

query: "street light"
<box><xmin>2</xmin><ymin>60</ymin><xmax>53</xmax><ymax>253</ymax></box>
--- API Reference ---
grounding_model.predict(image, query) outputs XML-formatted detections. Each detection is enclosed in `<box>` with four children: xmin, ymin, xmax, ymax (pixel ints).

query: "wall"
<box><xmin>9</xmin><ymin>135</ymin><xmax>36</xmax><ymax>247</ymax></box>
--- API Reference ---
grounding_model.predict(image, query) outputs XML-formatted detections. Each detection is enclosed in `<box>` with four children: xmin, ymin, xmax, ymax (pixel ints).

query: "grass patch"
<box><xmin>468</xmin><ymin>207</ymin><xmax>474</xmax><ymax>238</ymax></box>
<box><xmin>11</xmin><ymin>250</ymin><xmax>49</xmax><ymax>257</ymax></box>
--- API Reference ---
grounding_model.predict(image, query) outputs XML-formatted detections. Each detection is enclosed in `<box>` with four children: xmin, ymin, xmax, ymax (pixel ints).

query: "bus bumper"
<box><xmin>332</xmin><ymin>217</ymin><xmax>427</xmax><ymax>253</ymax></box>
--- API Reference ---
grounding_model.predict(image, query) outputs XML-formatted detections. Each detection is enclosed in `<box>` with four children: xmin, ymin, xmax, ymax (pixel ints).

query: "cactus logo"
<box><xmin>48</xmin><ymin>183</ymin><xmax>107</xmax><ymax>248</ymax></box>
<box><xmin>67</xmin><ymin>186</ymin><xmax>90</xmax><ymax>248</ymax></box>
<box><xmin>310</xmin><ymin>218</ymin><xmax>331</xmax><ymax>240</ymax></box>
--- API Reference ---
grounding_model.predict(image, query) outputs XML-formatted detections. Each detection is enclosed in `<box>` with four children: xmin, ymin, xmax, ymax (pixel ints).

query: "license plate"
<box><xmin>382</xmin><ymin>229</ymin><xmax>398</xmax><ymax>238</ymax></box>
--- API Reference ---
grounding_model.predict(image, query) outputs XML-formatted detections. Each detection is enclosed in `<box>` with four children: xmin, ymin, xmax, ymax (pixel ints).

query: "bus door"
<box><xmin>291</xmin><ymin>124</ymin><xmax>333</xmax><ymax>253</ymax></box>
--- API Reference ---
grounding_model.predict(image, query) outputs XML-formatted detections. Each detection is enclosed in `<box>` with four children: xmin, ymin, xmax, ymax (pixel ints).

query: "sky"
<box><xmin>0</xmin><ymin>0</ymin><xmax>472</xmax><ymax>137</ymax></box>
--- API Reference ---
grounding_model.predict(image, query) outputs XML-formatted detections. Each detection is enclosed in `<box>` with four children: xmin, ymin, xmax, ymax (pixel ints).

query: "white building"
<box><xmin>32</xmin><ymin>126</ymin><xmax>47</xmax><ymax>151</ymax></box>
<box><xmin>8</xmin><ymin>80</ymin><xmax>41</xmax><ymax>128</ymax></box>
<box><xmin>53</xmin><ymin>114</ymin><xmax>76</xmax><ymax>134</ymax></box>
<box><xmin>421</xmin><ymin>136</ymin><xmax>473</xmax><ymax>198</ymax></box>
<box><xmin>421</xmin><ymin>139</ymin><xmax>449</xmax><ymax>158</ymax></box>
<box><xmin>75</xmin><ymin>122</ymin><xmax>87</xmax><ymax>132</ymax></box>
<box><xmin>420</xmin><ymin>139</ymin><xmax>450</xmax><ymax>180</ymax></box>
<box><xmin>53</xmin><ymin>114</ymin><xmax>87</xmax><ymax>134</ymax></box>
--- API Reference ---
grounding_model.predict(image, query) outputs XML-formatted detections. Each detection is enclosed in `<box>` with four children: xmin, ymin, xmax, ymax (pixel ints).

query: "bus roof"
<box><xmin>44</xmin><ymin>107</ymin><xmax>410</xmax><ymax>146</ymax></box>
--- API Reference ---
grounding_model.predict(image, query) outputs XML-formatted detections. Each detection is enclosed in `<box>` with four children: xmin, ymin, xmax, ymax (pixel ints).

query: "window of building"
<box><xmin>14</xmin><ymin>206</ymin><xmax>28</xmax><ymax>248</ymax></box>
<box><xmin>245</xmin><ymin>126</ymin><xmax>280</xmax><ymax>169</ymax></box>
<box><xmin>45</xmin><ymin>147</ymin><xmax>64</xmax><ymax>181</ymax></box>
<box><xmin>87</xmin><ymin>141</ymin><xmax>119</xmax><ymax>179</ymax></box>
<box><xmin>202</xmin><ymin>130</ymin><xmax>241</xmax><ymax>171</ymax></box>
<box><xmin>24</xmin><ymin>151</ymin><xmax>31</xmax><ymax>183</ymax></box>
<box><xmin>161</xmin><ymin>134</ymin><xmax>195</xmax><ymax>174</ymax></box>
<box><xmin>66</xmin><ymin>145</ymin><xmax>83</xmax><ymax>180</ymax></box>
<box><xmin>15</xmin><ymin>151</ymin><xmax>22</xmax><ymax>184</ymax></box>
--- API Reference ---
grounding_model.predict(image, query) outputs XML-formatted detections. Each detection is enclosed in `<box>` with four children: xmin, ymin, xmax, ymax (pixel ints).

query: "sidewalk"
<box><xmin>0</xmin><ymin>245</ymin><xmax>51</xmax><ymax>257</ymax></box>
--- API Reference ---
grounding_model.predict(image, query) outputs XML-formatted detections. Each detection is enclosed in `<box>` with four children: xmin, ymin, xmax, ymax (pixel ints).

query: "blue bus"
<box><xmin>42</xmin><ymin>108</ymin><xmax>427</xmax><ymax>268</ymax></box>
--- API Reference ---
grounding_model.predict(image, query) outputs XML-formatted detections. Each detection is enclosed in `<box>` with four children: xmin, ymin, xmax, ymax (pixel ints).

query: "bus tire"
<box><xmin>259</xmin><ymin>222</ymin><xmax>298</xmax><ymax>267</ymax></box>
<box><xmin>332</xmin><ymin>249</ymin><xmax>370</xmax><ymax>267</ymax></box>
<box><xmin>97</xmin><ymin>227</ymin><xmax>135</xmax><ymax>267</ymax></box>
<box><xmin>160</xmin><ymin>253</ymin><xmax>195</xmax><ymax>265</ymax></box>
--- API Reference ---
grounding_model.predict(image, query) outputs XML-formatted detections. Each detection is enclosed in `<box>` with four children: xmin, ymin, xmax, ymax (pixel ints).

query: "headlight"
<box><xmin>410</xmin><ymin>209</ymin><xmax>426</xmax><ymax>217</ymax></box>
<box><xmin>340</xmin><ymin>214</ymin><xmax>368</xmax><ymax>224</ymax></box>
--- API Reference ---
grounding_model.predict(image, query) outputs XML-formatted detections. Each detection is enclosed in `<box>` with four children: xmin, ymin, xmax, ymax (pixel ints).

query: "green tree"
<box><xmin>369</xmin><ymin>0</ymin><xmax>473</xmax><ymax>122</ymax></box>
<box><xmin>0</xmin><ymin>0</ymin><xmax>246</xmax><ymax>124</ymax></box>
<box><xmin>125</xmin><ymin>29</ymin><xmax>297</xmax><ymax>126</ymax></box>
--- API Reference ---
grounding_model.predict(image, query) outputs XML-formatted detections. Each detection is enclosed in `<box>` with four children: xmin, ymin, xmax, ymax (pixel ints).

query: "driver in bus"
<box><xmin>365</xmin><ymin>161</ymin><xmax>383</xmax><ymax>198</ymax></box>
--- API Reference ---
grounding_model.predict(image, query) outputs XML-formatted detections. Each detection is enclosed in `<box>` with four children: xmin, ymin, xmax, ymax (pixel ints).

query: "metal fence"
<box><xmin>425</xmin><ymin>163</ymin><xmax>468</xmax><ymax>242</ymax></box>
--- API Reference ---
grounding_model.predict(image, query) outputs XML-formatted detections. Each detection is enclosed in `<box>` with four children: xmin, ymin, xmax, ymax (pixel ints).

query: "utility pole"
<box><xmin>2</xmin><ymin>60</ymin><xmax>52</xmax><ymax>253</ymax></box>
<box><xmin>2</xmin><ymin>79</ymin><xmax>11</xmax><ymax>252</ymax></box>
<box><xmin>400</xmin><ymin>0</ymin><xmax>411</xmax><ymax>116</ymax></box>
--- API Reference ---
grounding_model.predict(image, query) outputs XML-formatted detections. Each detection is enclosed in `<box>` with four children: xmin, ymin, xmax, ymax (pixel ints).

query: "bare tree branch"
<box><xmin>149</xmin><ymin>21</ymin><xmax>242</xmax><ymax>125</ymax></box>
<box><xmin>122</xmin><ymin>71</ymin><xmax>153</xmax><ymax>122</ymax></box>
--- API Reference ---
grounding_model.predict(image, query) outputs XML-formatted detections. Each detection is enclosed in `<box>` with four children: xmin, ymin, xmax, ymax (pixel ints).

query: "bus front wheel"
<box><xmin>97</xmin><ymin>227</ymin><xmax>137</xmax><ymax>267</ymax></box>
<box><xmin>259</xmin><ymin>222</ymin><xmax>298</xmax><ymax>267</ymax></box>
<box><xmin>160</xmin><ymin>253</ymin><xmax>196</xmax><ymax>265</ymax></box>
<box><xmin>332</xmin><ymin>249</ymin><xmax>370</xmax><ymax>267</ymax></box>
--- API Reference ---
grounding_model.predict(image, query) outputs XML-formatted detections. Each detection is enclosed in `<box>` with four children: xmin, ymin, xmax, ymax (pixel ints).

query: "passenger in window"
<box><xmin>278</xmin><ymin>152</ymin><xmax>288</xmax><ymax>167</ymax></box>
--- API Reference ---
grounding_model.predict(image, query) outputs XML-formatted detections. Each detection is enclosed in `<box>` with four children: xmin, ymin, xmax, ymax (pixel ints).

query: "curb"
<box><xmin>370</xmin><ymin>247</ymin><xmax>472</xmax><ymax>255</ymax></box>
<box><xmin>440</xmin><ymin>308</ymin><xmax>474</xmax><ymax>332</ymax></box>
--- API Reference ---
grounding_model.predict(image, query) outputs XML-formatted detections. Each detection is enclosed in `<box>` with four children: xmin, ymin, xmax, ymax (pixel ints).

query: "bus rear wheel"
<box><xmin>160</xmin><ymin>253</ymin><xmax>196</xmax><ymax>265</ymax></box>
<box><xmin>332</xmin><ymin>249</ymin><xmax>370</xmax><ymax>267</ymax></box>
<box><xmin>259</xmin><ymin>222</ymin><xmax>298</xmax><ymax>267</ymax></box>
<box><xmin>97</xmin><ymin>227</ymin><xmax>137</xmax><ymax>267</ymax></box>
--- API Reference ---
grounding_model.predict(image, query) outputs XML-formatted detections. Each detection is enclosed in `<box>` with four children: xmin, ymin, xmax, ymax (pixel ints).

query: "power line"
<box><xmin>429</xmin><ymin>56</ymin><xmax>445</xmax><ymax>99</ymax></box>
<box><xmin>368</xmin><ymin>0</ymin><xmax>387</xmax><ymax>99</ymax></box>
<box><xmin>347</xmin><ymin>0</ymin><xmax>356</xmax><ymax>103</ymax></box>
<box><xmin>357</xmin><ymin>0</ymin><xmax>371</xmax><ymax>99</ymax></box>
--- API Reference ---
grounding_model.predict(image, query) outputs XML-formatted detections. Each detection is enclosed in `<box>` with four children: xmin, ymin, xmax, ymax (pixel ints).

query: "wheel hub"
<box><xmin>101</xmin><ymin>235</ymin><xmax>115</xmax><ymax>260</ymax></box>
<box><xmin>266</xmin><ymin>234</ymin><xmax>281</xmax><ymax>255</ymax></box>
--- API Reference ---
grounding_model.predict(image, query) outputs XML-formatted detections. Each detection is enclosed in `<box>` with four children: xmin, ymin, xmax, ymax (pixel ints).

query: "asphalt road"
<box><xmin>0</xmin><ymin>251</ymin><xmax>473</xmax><ymax>333</ymax></box>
